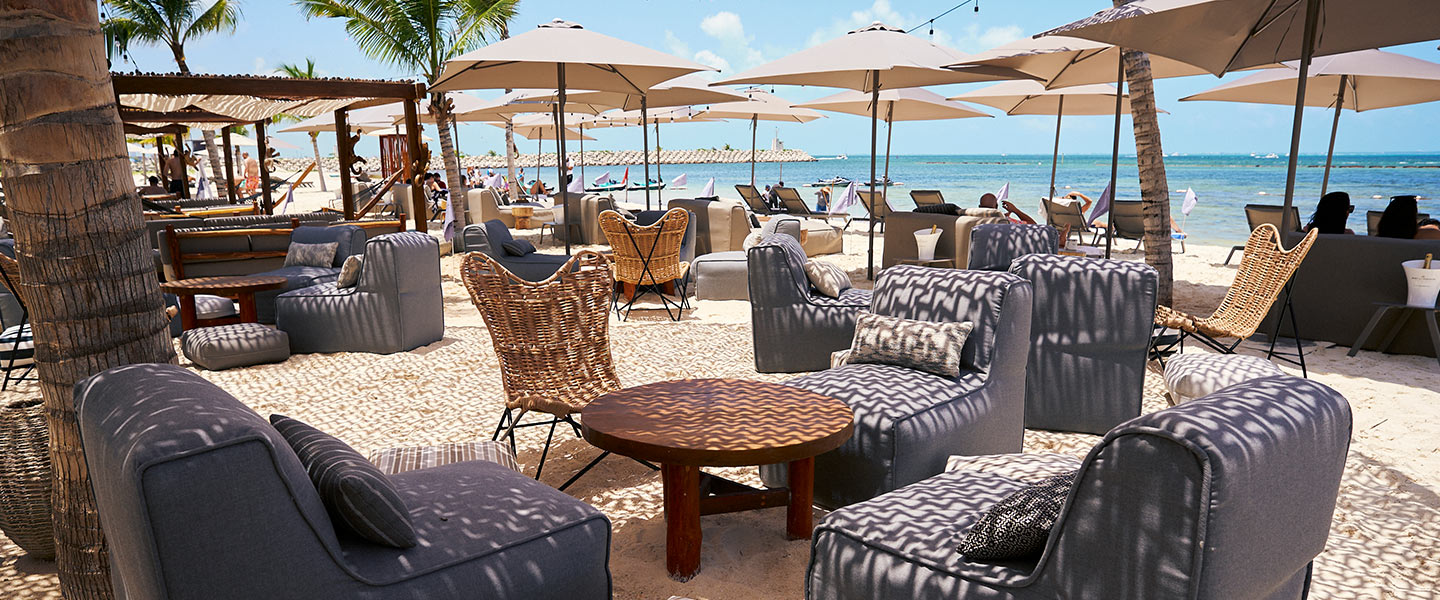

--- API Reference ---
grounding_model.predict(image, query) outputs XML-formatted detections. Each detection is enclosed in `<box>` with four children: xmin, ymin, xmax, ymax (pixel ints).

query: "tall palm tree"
<box><xmin>1115</xmin><ymin>0</ymin><xmax>1174</xmax><ymax>305</ymax></box>
<box><xmin>1</xmin><ymin>2</ymin><xmax>177</xmax><ymax>599</ymax></box>
<box><xmin>297</xmin><ymin>0</ymin><xmax>519</xmax><ymax>231</ymax></box>
<box><xmin>103</xmin><ymin>0</ymin><xmax>243</xmax><ymax>190</ymax></box>
<box><xmin>274</xmin><ymin>58</ymin><xmax>329</xmax><ymax>192</ymax></box>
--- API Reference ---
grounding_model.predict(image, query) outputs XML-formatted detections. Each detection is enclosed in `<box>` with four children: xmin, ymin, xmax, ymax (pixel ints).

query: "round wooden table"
<box><xmin>510</xmin><ymin>205</ymin><xmax>535</xmax><ymax>228</ymax></box>
<box><xmin>582</xmin><ymin>378</ymin><xmax>854</xmax><ymax>581</ymax></box>
<box><xmin>160</xmin><ymin>275</ymin><xmax>288</xmax><ymax>330</ymax></box>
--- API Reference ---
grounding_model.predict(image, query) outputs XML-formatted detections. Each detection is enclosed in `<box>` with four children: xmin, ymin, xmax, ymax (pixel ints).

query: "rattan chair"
<box><xmin>600</xmin><ymin>208</ymin><xmax>691</xmax><ymax>321</ymax></box>
<box><xmin>461</xmin><ymin>250</ymin><xmax>646</xmax><ymax>490</ymax></box>
<box><xmin>1151</xmin><ymin>224</ymin><xmax>1319</xmax><ymax>376</ymax></box>
<box><xmin>0</xmin><ymin>254</ymin><xmax>34</xmax><ymax>390</ymax></box>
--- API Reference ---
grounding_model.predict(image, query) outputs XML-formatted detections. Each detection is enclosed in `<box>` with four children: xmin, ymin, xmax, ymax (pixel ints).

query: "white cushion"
<box><xmin>803</xmin><ymin>259</ymin><xmax>851</xmax><ymax>298</ymax></box>
<box><xmin>1163</xmin><ymin>353</ymin><xmax>1284</xmax><ymax>404</ymax></box>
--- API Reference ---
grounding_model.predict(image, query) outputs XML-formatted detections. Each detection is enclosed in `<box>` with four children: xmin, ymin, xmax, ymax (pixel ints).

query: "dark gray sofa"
<box><xmin>462</xmin><ymin>220</ymin><xmax>571</xmax><ymax>282</ymax></box>
<box><xmin>1261</xmin><ymin>232</ymin><xmax>1440</xmax><ymax>357</ymax></box>
<box><xmin>75</xmin><ymin>363</ymin><xmax>612</xmax><ymax>600</ymax></box>
<box><xmin>748</xmin><ymin>233</ymin><xmax>871</xmax><ymax>373</ymax></box>
<box><xmin>806</xmin><ymin>375</ymin><xmax>1351</xmax><ymax>600</ymax></box>
<box><xmin>968</xmin><ymin>224</ymin><xmax>1058</xmax><ymax>271</ymax></box>
<box><xmin>761</xmin><ymin>266</ymin><xmax>1033</xmax><ymax>508</ymax></box>
<box><xmin>1009</xmin><ymin>254</ymin><xmax>1157</xmax><ymax>434</ymax></box>
<box><xmin>277</xmin><ymin>232</ymin><xmax>444</xmax><ymax>354</ymax></box>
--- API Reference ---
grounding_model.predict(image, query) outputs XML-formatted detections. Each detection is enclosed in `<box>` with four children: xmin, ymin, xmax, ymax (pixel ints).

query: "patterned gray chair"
<box><xmin>807</xmin><ymin>375</ymin><xmax>1351</xmax><ymax>600</ymax></box>
<box><xmin>967</xmin><ymin>223</ymin><xmax>1059</xmax><ymax>271</ymax></box>
<box><xmin>75</xmin><ymin>364</ymin><xmax>612</xmax><ymax>600</ymax></box>
<box><xmin>747</xmin><ymin>233</ymin><xmax>871</xmax><ymax>373</ymax></box>
<box><xmin>1009</xmin><ymin>254</ymin><xmax>1158</xmax><ymax>434</ymax></box>
<box><xmin>762</xmin><ymin>266</ymin><xmax>1033</xmax><ymax>508</ymax></box>
<box><xmin>461</xmin><ymin>220</ymin><xmax>570</xmax><ymax>282</ymax></box>
<box><xmin>253</xmin><ymin>225</ymin><xmax>366</xmax><ymax>323</ymax></box>
<box><xmin>276</xmin><ymin>232</ymin><xmax>443</xmax><ymax>354</ymax></box>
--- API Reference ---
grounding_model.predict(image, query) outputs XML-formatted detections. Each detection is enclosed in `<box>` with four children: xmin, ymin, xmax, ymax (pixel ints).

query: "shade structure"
<box><xmin>715</xmin><ymin>22</ymin><xmax>1033</xmax><ymax>278</ymax></box>
<box><xmin>278</xmin><ymin>112</ymin><xmax>390</xmax><ymax>134</ymax></box>
<box><xmin>952</xmin><ymin>34</ymin><xmax>1210</xmax><ymax>89</ymax></box>
<box><xmin>1181</xmin><ymin>48</ymin><xmax>1440</xmax><ymax>194</ymax></box>
<box><xmin>798</xmin><ymin>88</ymin><xmax>991</xmax><ymax>214</ymax></box>
<box><xmin>432</xmin><ymin>18</ymin><xmax>712</xmax><ymax>254</ymax></box>
<box><xmin>1041</xmin><ymin>0</ymin><xmax>1440</xmax><ymax>230</ymax></box>
<box><xmin>698</xmin><ymin>88</ymin><xmax>824</xmax><ymax>196</ymax></box>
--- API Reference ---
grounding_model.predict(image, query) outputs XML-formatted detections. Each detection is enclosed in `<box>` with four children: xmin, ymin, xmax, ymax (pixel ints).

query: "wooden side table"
<box><xmin>510</xmin><ymin>205</ymin><xmax>535</xmax><ymax>228</ymax></box>
<box><xmin>898</xmin><ymin>257</ymin><xmax>956</xmax><ymax>268</ymax></box>
<box><xmin>1347</xmin><ymin>301</ymin><xmax>1440</xmax><ymax>368</ymax></box>
<box><xmin>582</xmin><ymin>379</ymin><xmax>854</xmax><ymax>581</ymax></box>
<box><xmin>160</xmin><ymin>275</ymin><xmax>288</xmax><ymax>331</ymax></box>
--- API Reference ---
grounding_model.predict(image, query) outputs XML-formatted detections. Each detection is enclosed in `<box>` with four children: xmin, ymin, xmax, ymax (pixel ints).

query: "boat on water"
<box><xmin>817</xmin><ymin>154</ymin><xmax>848</xmax><ymax>160</ymax></box>
<box><xmin>627</xmin><ymin>179</ymin><xmax>666</xmax><ymax>191</ymax></box>
<box><xmin>805</xmin><ymin>176</ymin><xmax>852</xmax><ymax>187</ymax></box>
<box><xmin>585</xmin><ymin>180</ymin><xmax>627</xmax><ymax>193</ymax></box>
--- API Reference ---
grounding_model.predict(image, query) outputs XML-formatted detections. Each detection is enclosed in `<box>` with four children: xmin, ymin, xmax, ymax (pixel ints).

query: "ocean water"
<box><xmin>548</xmin><ymin>153</ymin><xmax>1440</xmax><ymax>246</ymax></box>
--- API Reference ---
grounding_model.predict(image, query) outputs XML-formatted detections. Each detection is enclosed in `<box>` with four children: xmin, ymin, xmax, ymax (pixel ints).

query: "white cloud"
<box><xmin>945</xmin><ymin>24</ymin><xmax>1026</xmax><ymax>54</ymax></box>
<box><xmin>701</xmin><ymin>12</ymin><xmax>746</xmax><ymax>44</ymax></box>
<box><xmin>663</xmin><ymin>30</ymin><xmax>689</xmax><ymax>58</ymax></box>
<box><xmin>251</xmin><ymin>56</ymin><xmax>267</xmax><ymax>75</ymax></box>
<box><xmin>693</xmin><ymin>50</ymin><xmax>731</xmax><ymax>74</ymax></box>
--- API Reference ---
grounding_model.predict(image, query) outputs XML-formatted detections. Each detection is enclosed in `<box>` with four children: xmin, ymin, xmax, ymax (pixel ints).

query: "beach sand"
<box><xmin>2</xmin><ymin>178</ymin><xmax>1438</xmax><ymax>598</ymax></box>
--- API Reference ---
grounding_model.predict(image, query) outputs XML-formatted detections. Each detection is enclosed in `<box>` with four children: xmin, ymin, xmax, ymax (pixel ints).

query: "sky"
<box><xmin>108</xmin><ymin>0</ymin><xmax>1440</xmax><ymax>159</ymax></box>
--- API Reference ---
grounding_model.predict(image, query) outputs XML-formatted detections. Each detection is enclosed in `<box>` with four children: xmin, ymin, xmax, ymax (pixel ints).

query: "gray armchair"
<box><xmin>967</xmin><ymin>223</ymin><xmax>1058</xmax><ymax>271</ymax></box>
<box><xmin>1009</xmin><ymin>254</ymin><xmax>1157</xmax><ymax>434</ymax></box>
<box><xmin>461</xmin><ymin>220</ymin><xmax>570</xmax><ymax>282</ymax></box>
<box><xmin>747</xmin><ymin>233</ymin><xmax>871</xmax><ymax>373</ymax></box>
<box><xmin>75</xmin><ymin>363</ymin><xmax>612</xmax><ymax>600</ymax></box>
<box><xmin>276</xmin><ymin>232</ymin><xmax>444</xmax><ymax>354</ymax></box>
<box><xmin>806</xmin><ymin>375</ymin><xmax>1351</xmax><ymax>600</ymax></box>
<box><xmin>762</xmin><ymin>266</ymin><xmax>1033</xmax><ymax>508</ymax></box>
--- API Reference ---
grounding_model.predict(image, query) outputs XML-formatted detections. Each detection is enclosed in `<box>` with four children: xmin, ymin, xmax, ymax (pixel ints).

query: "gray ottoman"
<box><xmin>691</xmin><ymin>250</ymin><xmax>750</xmax><ymax>300</ymax></box>
<box><xmin>181</xmin><ymin>323</ymin><xmax>291</xmax><ymax>371</ymax></box>
<box><xmin>1163</xmin><ymin>353</ymin><xmax>1284</xmax><ymax>405</ymax></box>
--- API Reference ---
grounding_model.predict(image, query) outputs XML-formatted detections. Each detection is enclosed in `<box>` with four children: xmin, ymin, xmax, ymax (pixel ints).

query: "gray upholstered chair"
<box><xmin>761</xmin><ymin>266</ymin><xmax>1033</xmax><ymax>508</ymax></box>
<box><xmin>747</xmin><ymin>233</ymin><xmax>871</xmax><ymax>373</ymax></box>
<box><xmin>967</xmin><ymin>223</ymin><xmax>1059</xmax><ymax>271</ymax></box>
<box><xmin>75</xmin><ymin>363</ymin><xmax>612</xmax><ymax>600</ymax></box>
<box><xmin>276</xmin><ymin>232</ymin><xmax>444</xmax><ymax>354</ymax></box>
<box><xmin>806</xmin><ymin>375</ymin><xmax>1351</xmax><ymax>600</ymax></box>
<box><xmin>461</xmin><ymin>220</ymin><xmax>570</xmax><ymax>282</ymax></box>
<box><xmin>1009</xmin><ymin>254</ymin><xmax>1158</xmax><ymax>434</ymax></box>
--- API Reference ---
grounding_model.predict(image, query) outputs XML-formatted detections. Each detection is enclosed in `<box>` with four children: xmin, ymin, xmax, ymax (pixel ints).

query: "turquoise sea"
<box><xmin>551</xmin><ymin>153</ymin><xmax>1440</xmax><ymax>246</ymax></box>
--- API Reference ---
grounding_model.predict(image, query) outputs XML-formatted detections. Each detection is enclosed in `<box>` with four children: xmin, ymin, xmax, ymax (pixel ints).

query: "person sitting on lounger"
<box><xmin>1002</xmin><ymin>200</ymin><xmax>1036</xmax><ymax>225</ymax></box>
<box><xmin>1305</xmin><ymin>191</ymin><xmax>1355</xmax><ymax>234</ymax></box>
<box><xmin>979</xmin><ymin>193</ymin><xmax>999</xmax><ymax>209</ymax></box>
<box><xmin>1417</xmin><ymin>218</ymin><xmax>1440</xmax><ymax>240</ymax></box>
<box><xmin>1376</xmin><ymin>195</ymin><xmax>1422</xmax><ymax>239</ymax></box>
<box><xmin>138</xmin><ymin>175</ymin><xmax>167</xmax><ymax>196</ymax></box>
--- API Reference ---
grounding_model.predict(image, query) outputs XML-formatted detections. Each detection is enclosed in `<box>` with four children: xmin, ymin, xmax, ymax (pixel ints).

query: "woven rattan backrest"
<box><xmin>0</xmin><ymin>253</ymin><xmax>24</xmax><ymax>307</ymax></box>
<box><xmin>1210</xmin><ymin>224</ymin><xmax>1319</xmax><ymax>338</ymax></box>
<box><xmin>460</xmin><ymin>250</ymin><xmax>620</xmax><ymax>416</ymax></box>
<box><xmin>600</xmin><ymin>208</ymin><xmax>689</xmax><ymax>286</ymax></box>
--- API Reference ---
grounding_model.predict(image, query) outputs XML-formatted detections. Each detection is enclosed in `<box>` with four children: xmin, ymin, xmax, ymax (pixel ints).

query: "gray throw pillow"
<box><xmin>501</xmin><ymin>239</ymin><xmax>536</xmax><ymax>256</ymax></box>
<box><xmin>337</xmin><ymin>255</ymin><xmax>363</xmax><ymax>288</ymax></box>
<box><xmin>285</xmin><ymin>241</ymin><xmax>339</xmax><ymax>268</ymax></box>
<box><xmin>803</xmin><ymin>259</ymin><xmax>851</xmax><ymax>298</ymax></box>
<box><xmin>849</xmin><ymin>312</ymin><xmax>972</xmax><ymax>378</ymax></box>
<box><xmin>269</xmin><ymin>415</ymin><xmax>417</xmax><ymax>548</ymax></box>
<box><xmin>957</xmin><ymin>470</ymin><xmax>1077</xmax><ymax>561</ymax></box>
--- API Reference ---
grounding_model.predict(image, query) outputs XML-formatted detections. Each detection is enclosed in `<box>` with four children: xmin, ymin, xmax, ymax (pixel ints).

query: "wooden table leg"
<box><xmin>662</xmin><ymin>463</ymin><xmax>701</xmax><ymax>582</ymax></box>
<box><xmin>236</xmin><ymin>292</ymin><xmax>258</xmax><ymax>323</ymax></box>
<box><xmin>786</xmin><ymin>457</ymin><xmax>815</xmax><ymax>540</ymax></box>
<box><xmin>178</xmin><ymin>295</ymin><xmax>198</xmax><ymax>331</ymax></box>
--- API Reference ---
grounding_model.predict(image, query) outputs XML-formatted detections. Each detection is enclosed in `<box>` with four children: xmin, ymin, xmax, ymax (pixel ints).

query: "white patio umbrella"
<box><xmin>697</xmin><ymin>89</ymin><xmax>823</xmax><ymax>188</ymax></box>
<box><xmin>797</xmin><ymin>88</ymin><xmax>991</xmax><ymax>206</ymax></box>
<box><xmin>716</xmin><ymin>22</ymin><xmax>1033</xmax><ymax>278</ymax></box>
<box><xmin>1041</xmin><ymin>0</ymin><xmax>1440</xmax><ymax>231</ymax></box>
<box><xmin>125</xmin><ymin>142</ymin><xmax>149</xmax><ymax>155</ymax></box>
<box><xmin>432</xmin><ymin>18</ymin><xmax>712</xmax><ymax>254</ymax></box>
<box><xmin>229</xmin><ymin>133</ymin><xmax>300</xmax><ymax>150</ymax></box>
<box><xmin>278</xmin><ymin>112</ymin><xmax>390</xmax><ymax>134</ymax></box>
<box><xmin>1181</xmin><ymin>48</ymin><xmax>1440</xmax><ymax>194</ymax></box>
<box><xmin>586</xmin><ymin>106</ymin><xmax>719</xmax><ymax>203</ymax></box>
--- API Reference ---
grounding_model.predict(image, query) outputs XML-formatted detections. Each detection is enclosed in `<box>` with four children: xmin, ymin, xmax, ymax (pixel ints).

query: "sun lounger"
<box><xmin>1226</xmin><ymin>204</ymin><xmax>1300</xmax><ymax>265</ymax></box>
<box><xmin>735</xmin><ymin>184</ymin><xmax>774</xmax><ymax>215</ymax></box>
<box><xmin>910</xmin><ymin>189</ymin><xmax>944</xmax><ymax>206</ymax></box>
<box><xmin>776</xmin><ymin>186</ymin><xmax>852</xmax><ymax>229</ymax></box>
<box><xmin>856</xmin><ymin>190</ymin><xmax>893</xmax><ymax>231</ymax></box>
<box><xmin>1042</xmin><ymin>197</ymin><xmax>1094</xmax><ymax>246</ymax></box>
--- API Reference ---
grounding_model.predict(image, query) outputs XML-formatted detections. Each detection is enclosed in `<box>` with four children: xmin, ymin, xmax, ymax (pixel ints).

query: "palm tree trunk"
<box><xmin>432</xmin><ymin>97</ymin><xmax>466</xmax><ymax>232</ymax></box>
<box><xmin>167</xmin><ymin>46</ymin><xmax>225</xmax><ymax>187</ymax></box>
<box><xmin>310</xmin><ymin>132</ymin><xmax>327</xmax><ymax>192</ymax></box>
<box><xmin>1</xmin><ymin>2</ymin><xmax>177</xmax><ymax>598</ymax></box>
<box><xmin>1115</xmin><ymin>1</ymin><xmax>1173</xmax><ymax>305</ymax></box>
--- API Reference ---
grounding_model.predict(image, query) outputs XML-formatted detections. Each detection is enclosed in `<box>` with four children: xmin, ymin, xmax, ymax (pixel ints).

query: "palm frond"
<box><xmin>184</xmin><ymin>0</ymin><xmax>242</xmax><ymax>44</ymax></box>
<box><xmin>295</xmin><ymin>0</ymin><xmax>517</xmax><ymax>84</ymax></box>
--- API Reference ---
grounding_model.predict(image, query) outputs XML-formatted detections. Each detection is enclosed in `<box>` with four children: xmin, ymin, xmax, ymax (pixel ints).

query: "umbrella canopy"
<box><xmin>1182</xmin><ymin>48</ymin><xmax>1440</xmax><ymax>193</ymax></box>
<box><xmin>378</xmin><ymin>92</ymin><xmax>492</xmax><ymax>125</ymax></box>
<box><xmin>949</xmin><ymin>80</ymin><xmax>1133</xmax><ymax>115</ymax></box>
<box><xmin>589</xmin><ymin>106</ymin><xmax>718</xmax><ymax>127</ymax></box>
<box><xmin>491</xmin><ymin>122</ymin><xmax>595</xmax><ymax>141</ymax></box>
<box><xmin>125</xmin><ymin>142</ymin><xmax>150</xmax><ymax>155</ymax></box>
<box><xmin>451</xmin><ymin>90</ymin><xmax>613</xmax><ymax>122</ymax></box>
<box><xmin>952</xmin><ymin>34</ymin><xmax>1210</xmax><ymax>89</ymax></box>
<box><xmin>361</xmin><ymin>128</ymin><xmax>433</xmax><ymax>141</ymax></box>
<box><xmin>796</xmin><ymin>88</ymin><xmax>992</xmax><ymax>121</ymax></box>
<box><xmin>531</xmin><ymin>73</ymin><xmax>748</xmax><ymax>112</ymax></box>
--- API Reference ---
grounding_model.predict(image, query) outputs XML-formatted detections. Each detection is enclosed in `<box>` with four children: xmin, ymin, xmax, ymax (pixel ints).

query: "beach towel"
<box><xmin>1087</xmin><ymin>183</ymin><xmax>1113</xmax><ymax>223</ymax></box>
<box><xmin>441</xmin><ymin>191</ymin><xmax>456</xmax><ymax>241</ymax></box>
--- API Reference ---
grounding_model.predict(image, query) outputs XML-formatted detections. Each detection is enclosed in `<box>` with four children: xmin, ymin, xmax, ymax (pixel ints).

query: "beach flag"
<box><xmin>194</xmin><ymin>171</ymin><xmax>214</xmax><ymax>201</ymax></box>
<box><xmin>1088</xmin><ymin>182</ymin><xmax>1113</xmax><ymax>223</ymax></box>
<box><xmin>671</xmin><ymin>173</ymin><xmax>687</xmax><ymax>188</ymax></box>
<box><xmin>441</xmin><ymin>192</ymin><xmax>456</xmax><ymax>241</ymax></box>
<box><xmin>831</xmin><ymin>181</ymin><xmax>859</xmax><ymax>215</ymax></box>
<box><xmin>620</xmin><ymin>167</ymin><xmax>629</xmax><ymax>186</ymax></box>
<box><xmin>700</xmin><ymin>178</ymin><xmax>715</xmax><ymax>198</ymax></box>
<box><xmin>567</xmin><ymin>176</ymin><xmax>585</xmax><ymax>194</ymax></box>
<box><xmin>594</xmin><ymin>171</ymin><xmax>610</xmax><ymax>186</ymax></box>
<box><xmin>1181</xmin><ymin>187</ymin><xmax>1198</xmax><ymax>216</ymax></box>
<box><xmin>995</xmin><ymin>182</ymin><xmax>1009</xmax><ymax>204</ymax></box>
<box><xmin>277</xmin><ymin>185</ymin><xmax>295</xmax><ymax>214</ymax></box>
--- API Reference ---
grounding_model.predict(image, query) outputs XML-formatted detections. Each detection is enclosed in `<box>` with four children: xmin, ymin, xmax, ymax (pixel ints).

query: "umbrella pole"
<box><xmin>1106</xmin><ymin>57</ymin><xmax>1122</xmax><ymax>260</ymax></box>
<box><xmin>1049</xmin><ymin>97</ymin><xmax>1064</xmax><ymax>202</ymax></box>
<box><xmin>1321</xmin><ymin>74</ymin><xmax>1347</xmax><ymax>197</ymax></box>
<box><xmin>656</xmin><ymin>120</ymin><xmax>663</xmax><ymax>204</ymax></box>
<box><xmin>642</xmin><ymin>95</ymin><xmax>652</xmax><ymax>210</ymax></box>
<box><xmin>750</xmin><ymin>115</ymin><xmax>757</xmax><ymax>186</ymax></box>
<box><xmin>558</xmin><ymin>64</ymin><xmax>570</xmax><ymax>256</ymax></box>
<box><xmin>867</xmin><ymin>70</ymin><xmax>879</xmax><ymax>280</ymax></box>
<box><xmin>579</xmin><ymin>123</ymin><xmax>585</xmax><ymax>187</ymax></box>
<box><xmin>1282</xmin><ymin>0</ymin><xmax>1322</xmax><ymax>233</ymax></box>
<box><xmin>883</xmin><ymin>104</ymin><xmax>893</xmax><ymax>206</ymax></box>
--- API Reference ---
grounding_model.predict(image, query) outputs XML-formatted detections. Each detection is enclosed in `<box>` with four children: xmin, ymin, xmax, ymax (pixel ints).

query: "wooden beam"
<box><xmin>256</xmin><ymin>119</ymin><xmax>272</xmax><ymax>214</ymax></box>
<box><xmin>118</xmin><ymin>108</ymin><xmax>242</xmax><ymax>123</ymax></box>
<box><xmin>123</xmin><ymin>123</ymin><xmax>185</xmax><ymax>136</ymax></box>
<box><xmin>112</xmin><ymin>73</ymin><xmax>424</xmax><ymax>100</ymax></box>
<box><xmin>402</xmin><ymin>98</ymin><xmax>426</xmax><ymax>232</ymax></box>
<box><xmin>221</xmin><ymin>127</ymin><xmax>236</xmax><ymax>203</ymax></box>
<box><xmin>336</xmin><ymin>109</ymin><xmax>355</xmax><ymax>220</ymax></box>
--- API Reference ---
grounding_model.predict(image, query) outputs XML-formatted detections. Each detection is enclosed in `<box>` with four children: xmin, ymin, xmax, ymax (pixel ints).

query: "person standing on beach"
<box><xmin>164</xmin><ymin>149</ymin><xmax>189</xmax><ymax>194</ymax></box>
<box><xmin>242</xmin><ymin>152</ymin><xmax>260</xmax><ymax>195</ymax></box>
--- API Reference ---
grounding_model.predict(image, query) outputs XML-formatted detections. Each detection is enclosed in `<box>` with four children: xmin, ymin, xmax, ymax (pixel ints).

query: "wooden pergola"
<box><xmin>112</xmin><ymin>73</ymin><xmax>431</xmax><ymax>230</ymax></box>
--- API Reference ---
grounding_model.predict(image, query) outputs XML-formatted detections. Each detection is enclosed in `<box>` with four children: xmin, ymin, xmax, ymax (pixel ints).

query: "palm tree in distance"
<box><xmin>103</xmin><ymin>0</ymin><xmax>243</xmax><ymax>189</ymax></box>
<box><xmin>297</xmin><ymin>0</ymin><xmax>520</xmax><ymax>232</ymax></box>
<box><xmin>275</xmin><ymin>58</ymin><xmax>329</xmax><ymax>192</ymax></box>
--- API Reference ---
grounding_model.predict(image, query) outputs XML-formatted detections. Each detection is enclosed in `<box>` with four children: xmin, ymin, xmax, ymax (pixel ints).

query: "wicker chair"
<box><xmin>461</xmin><ymin>250</ymin><xmax>642</xmax><ymax>490</ymax></box>
<box><xmin>0</xmin><ymin>254</ymin><xmax>34</xmax><ymax>390</ymax></box>
<box><xmin>1152</xmin><ymin>224</ymin><xmax>1319</xmax><ymax>375</ymax></box>
<box><xmin>600</xmin><ymin>208</ymin><xmax>691</xmax><ymax>321</ymax></box>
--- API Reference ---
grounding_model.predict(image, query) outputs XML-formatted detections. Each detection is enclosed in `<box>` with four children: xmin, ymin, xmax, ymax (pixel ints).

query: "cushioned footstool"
<box><xmin>1163</xmin><ymin>353</ymin><xmax>1284</xmax><ymax>405</ymax></box>
<box><xmin>691</xmin><ymin>250</ymin><xmax>750</xmax><ymax>300</ymax></box>
<box><xmin>181</xmin><ymin>322</ymin><xmax>291</xmax><ymax>371</ymax></box>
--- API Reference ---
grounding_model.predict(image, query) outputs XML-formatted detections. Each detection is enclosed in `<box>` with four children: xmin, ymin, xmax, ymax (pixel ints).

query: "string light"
<box><xmin>907</xmin><ymin>0</ymin><xmax>981</xmax><ymax>37</ymax></box>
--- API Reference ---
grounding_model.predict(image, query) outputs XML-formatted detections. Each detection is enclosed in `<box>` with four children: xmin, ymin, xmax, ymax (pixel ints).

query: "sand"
<box><xmin>2</xmin><ymin>178</ymin><xmax>1438</xmax><ymax>598</ymax></box>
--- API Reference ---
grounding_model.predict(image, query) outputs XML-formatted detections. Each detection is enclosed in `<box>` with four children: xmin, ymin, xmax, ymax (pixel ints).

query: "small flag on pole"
<box><xmin>1181</xmin><ymin>187</ymin><xmax>1198</xmax><ymax>216</ymax></box>
<box><xmin>1087</xmin><ymin>183</ymin><xmax>1113</xmax><ymax>223</ymax></box>
<box><xmin>593</xmin><ymin>171</ymin><xmax>610</xmax><ymax>186</ymax></box>
<box><xmin>995</xmin><ymin>182</ymin><xmax>1009</xmax><ymax>204</ymax></box>
<box><xmin>700</xmin><ymin>178</ymin><xmax>715</xmax><ymax>198</ymax></box>
<box><xmin>830</xmin><ymin>181</ymin><xmax>859</xmax><ymax>216</ymax></box>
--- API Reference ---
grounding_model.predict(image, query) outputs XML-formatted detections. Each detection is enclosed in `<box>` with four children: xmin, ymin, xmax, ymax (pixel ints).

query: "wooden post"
<box><xmin>256</xmin><ymin>119</ymin><xmax>273</xmax><ymax>214</ymax></box>
<box><xmin>786</xmin><ymin>457</ymin><xmax>815</xmax><ymax>539</ymax></box>
<box><xmin>402</xmin><ymin>96</ymin><xmax>425</xmax><ymax>232</ymax></box>
<box><xmin>662</xmin><ymin>463</ymin><xmax>701</xmax><ymax>581</ymax></box>
<box><xmin>174</xmin><ymin>126</ymin><xmax>190</xmax><ymax>199</ymax></box>
<box><xmin>221</xmin><ymin>126</ymin><xmax>236</xmax><ymax>203</ymax></box>
<box><xmin>335</xmin><ymin>109</ymin><xmax>355</xmax><ymax>220</ymax></box>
